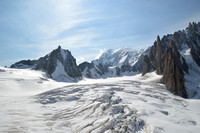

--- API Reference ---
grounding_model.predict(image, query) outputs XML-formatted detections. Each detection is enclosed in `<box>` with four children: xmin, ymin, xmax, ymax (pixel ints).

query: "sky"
<box><xmin>0</xmin><ymin>0</ymin><xmax>200</xmax><ymax>66</ymax></box>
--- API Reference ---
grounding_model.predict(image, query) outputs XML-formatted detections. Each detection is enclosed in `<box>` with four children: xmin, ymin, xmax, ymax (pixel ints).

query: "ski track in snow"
<box><xmin>0</xmin><ymin>67</ymin><xmax>200</xmax><ymax>133</ymax></box>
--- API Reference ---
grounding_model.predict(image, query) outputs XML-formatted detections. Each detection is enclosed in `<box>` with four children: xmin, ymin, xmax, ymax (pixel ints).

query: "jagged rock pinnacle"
<box><xmin>58</xmin><ymin>45</ymin><xmax>61</xmax><ymax>49</ymax></box>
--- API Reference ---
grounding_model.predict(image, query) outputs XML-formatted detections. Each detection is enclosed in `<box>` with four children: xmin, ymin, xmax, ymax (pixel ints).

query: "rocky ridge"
<box><xmin>142</xmin><ymin>22</ymin><xmax>200</xmax><ymax>98</ymax></box>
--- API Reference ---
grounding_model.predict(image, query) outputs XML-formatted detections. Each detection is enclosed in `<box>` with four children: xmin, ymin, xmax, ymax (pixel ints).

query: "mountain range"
<box><xmin>11</xmin><ymin>22</ymin><xmax>200</xmax><ymax>99</ymax></box>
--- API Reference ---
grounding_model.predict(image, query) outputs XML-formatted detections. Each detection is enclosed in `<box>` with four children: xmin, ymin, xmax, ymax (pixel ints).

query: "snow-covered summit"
<box><xmin>79</xmin><ymin>47</ymin><xmax>147</xmax><ymax>78</ymax></box>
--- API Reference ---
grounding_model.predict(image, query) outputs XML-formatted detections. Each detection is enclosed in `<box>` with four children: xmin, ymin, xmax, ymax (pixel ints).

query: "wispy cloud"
<box><xmin>19</xmin><ymin>0</ymin><xmax>96</xmax><ymax>41</ymax></box>
<box><xmin>4</xmin><ymin>0</ymin><xmax>101</xmax><ymax>56</ymax></box>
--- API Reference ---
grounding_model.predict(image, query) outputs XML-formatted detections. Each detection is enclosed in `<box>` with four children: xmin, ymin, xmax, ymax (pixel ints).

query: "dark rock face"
<box><xmin>142</xmin><ymin>55</ymin><xmax>150</xmax><ymax>76</ymax></box>
<box><xmin>142</xmin><ymin>22</ymin><xmax>200</xmax><ymax>98</ymax></box>
<box><xmin>11</xmin><ymin>46</ymin><xmax>82</xmax><ymax>81</ymax></box>
<box><xmin>162</xmin><ymin>41</ymin><xmax>187</xmax><ymax>98</ymax></box>
<box><xmin>155</xmin><ymin>36</ymin><xmax>163</xmax><ymax>74</ymax></box>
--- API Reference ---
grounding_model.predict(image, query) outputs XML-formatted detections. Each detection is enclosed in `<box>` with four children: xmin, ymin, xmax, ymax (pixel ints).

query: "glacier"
<box><xmin>0</xmin><ymin>67</ymin><xmax>200</xmax><ymax>133</ymax></box>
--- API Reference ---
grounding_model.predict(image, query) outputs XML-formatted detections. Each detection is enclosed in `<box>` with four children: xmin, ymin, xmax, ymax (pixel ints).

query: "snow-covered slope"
<box><xmin>0</xmin><ymin>67</ymin><xmax>200</xmax><ymax>132</ymax></box>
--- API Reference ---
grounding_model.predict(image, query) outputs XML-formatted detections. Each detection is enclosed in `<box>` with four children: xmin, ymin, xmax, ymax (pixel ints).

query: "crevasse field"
<box><xmin>0</xmin><ymin>67</ymin><xmax>200</xmax><ymax>133</ymax></box>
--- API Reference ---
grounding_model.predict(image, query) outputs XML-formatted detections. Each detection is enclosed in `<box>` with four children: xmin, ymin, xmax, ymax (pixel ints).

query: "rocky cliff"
<box><xmin>11</xmin><ymin>46</ymin><xmax>82</xmax><ymax>82</ymax></box>
<box><xmin>142</xmin><ymin>22</ymin><xmax>200</xmax><ymax>98</ymax></box>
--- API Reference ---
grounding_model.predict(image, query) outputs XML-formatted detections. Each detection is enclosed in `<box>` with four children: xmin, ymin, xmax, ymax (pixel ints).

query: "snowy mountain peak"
<box><xmin>95</xmin><ymin>48</ymin><xmax>144</xmax><ymax>67</ymax></box>
<box><xmin>11</xmin><ymin>46</ymin><xmax>82</xmax><ymax>82</ymax></box>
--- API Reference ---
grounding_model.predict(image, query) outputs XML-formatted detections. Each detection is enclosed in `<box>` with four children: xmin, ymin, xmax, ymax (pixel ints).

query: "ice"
<box><xmin>0</xmin><ymin>67</ymin><xmax>200</xmax><ymax>132</ymax></box>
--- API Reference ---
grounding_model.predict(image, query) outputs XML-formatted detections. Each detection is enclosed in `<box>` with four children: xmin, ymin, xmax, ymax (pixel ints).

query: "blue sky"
<box><xmin>0</xmin><ymin>0</ymin><xmax>200</xmax><ymax>66</ymax></box>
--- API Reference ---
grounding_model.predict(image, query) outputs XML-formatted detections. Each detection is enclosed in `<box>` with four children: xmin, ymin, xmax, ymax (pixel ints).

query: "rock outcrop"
<box><xmin>155</xmin><ymin>36</ymin><xmax>163</xmax><ymax>74</ymax></box>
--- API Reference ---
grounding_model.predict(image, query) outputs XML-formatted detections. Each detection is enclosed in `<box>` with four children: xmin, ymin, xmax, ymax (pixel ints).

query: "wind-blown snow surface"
<box><xmin>0</xmin><ymin>67</ymin><xmax>200</xmax><ymax>133</ymax></box>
